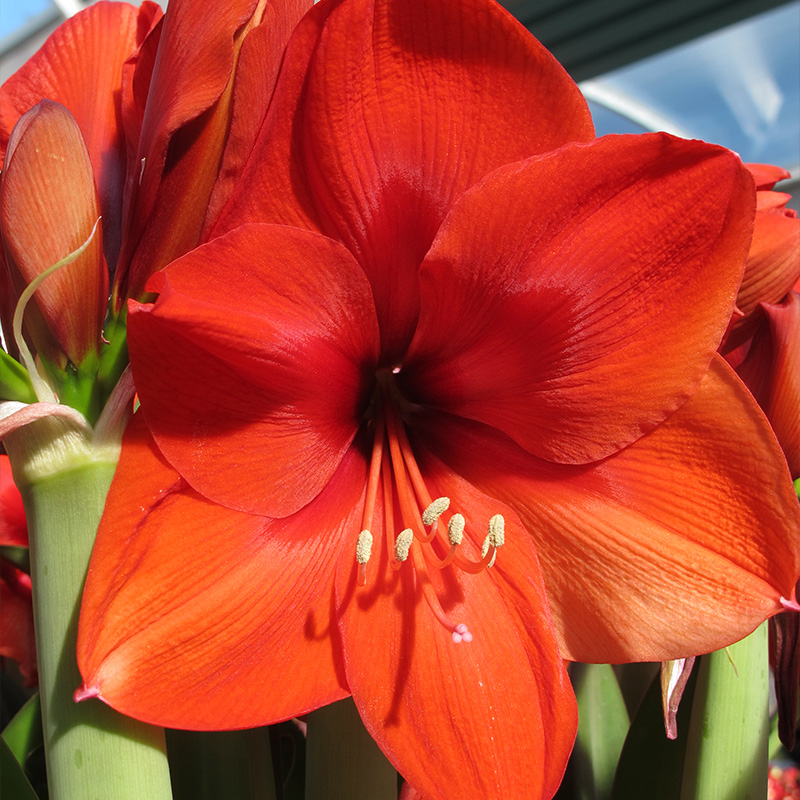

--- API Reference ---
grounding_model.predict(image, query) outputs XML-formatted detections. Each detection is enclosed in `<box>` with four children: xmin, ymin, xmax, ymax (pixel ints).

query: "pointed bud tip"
<box><xmin>781</xmin><ymin>596</ymin><xmax>800</xmax><ymax>613</ymax></box>
<box><xmin>73</xmin><ymin>683</ymin><xmax>100</xmax><ymax>703</ymax></box>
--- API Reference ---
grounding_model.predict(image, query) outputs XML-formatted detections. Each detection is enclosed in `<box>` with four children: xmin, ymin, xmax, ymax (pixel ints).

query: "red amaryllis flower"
<box><xmin>0</xmin><ymin>455</ymin><xmax>36</xmax><ymax>685</ymax></box>
<box><xmin>77</xmin><ymin>0</ymin><xmax>800</xmax><ymax>797</ymax></box>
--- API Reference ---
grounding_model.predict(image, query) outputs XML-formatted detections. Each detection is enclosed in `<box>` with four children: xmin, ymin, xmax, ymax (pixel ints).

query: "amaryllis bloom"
<box><xmin>77</xmin><ymin>0</ymin><xmax>800</xmax><ymax>797</ymax></box>
<box><xmin>0</xmin><ymin>455</ymin><xmax>36</xmax><ymax>685</ymax></box>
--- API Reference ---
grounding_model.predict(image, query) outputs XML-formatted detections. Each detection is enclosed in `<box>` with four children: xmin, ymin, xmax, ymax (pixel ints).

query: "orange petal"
<box><xmin>746</xmin><ymin>163</ymin><xmax>791</xmax><ymax>190</ymax></box>
<box><xmin>128</xmin><ymin>224</ymin><xmax>379</xmax><ymax>517</ymax></box>
<box><xmin>414</xmin><ymin>356</ymin><xmax>800</xmax><ymax>663</ymax></box>
<box><xmin>0</xmin><ymin>100</ymin><xmax>106</xmax><ymax>365</ymax></box>
<box><xmin>336</xmin><ymin>455</ymin><xmax>576</xmax><ymax>800</ymax></box>
<box><xmin>77</xmin><ymin>414</ymin><xmax>360</xmax><ymax>729</ymax></box>
<box><xmin>404</xmin><ymin>134</ymin><xmax>755</xmax><ymax>465</ymax></box>
<box><xmin>735</xmin><ymin>195</ymin><xmax>800</xmax><ymax>317</ymax></box>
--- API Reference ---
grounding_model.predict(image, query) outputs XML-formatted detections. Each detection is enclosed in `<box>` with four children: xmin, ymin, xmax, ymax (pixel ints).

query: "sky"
<box><xmin>0</xmin><ymin>0</ymin><xmax>53</xmax><ymax>41</ymax></box>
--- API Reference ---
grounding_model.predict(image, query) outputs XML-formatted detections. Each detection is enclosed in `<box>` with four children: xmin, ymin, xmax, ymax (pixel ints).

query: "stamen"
<box><xmin>356</xmin><ymin>530</ymin><xmax>373</xmax><ymax>586</ymax></box>
<box><xmin>422</xmin><ymin>496</ymin><xmax>450</xmax><ymax>526</ymax></box>
<box><xmin>447</xmin><ymin>513</ymin><xmax>465</xmax><ymax>546</ymax></box>
<box><xmin>370</xmin><ymin>373</ymin><xmax>504</xmax><ymax>644</ymax></box>
<box><xmin>394</xmin><ymin>529</ymin><xmax>414</xmax><ymax>562</ymax></box>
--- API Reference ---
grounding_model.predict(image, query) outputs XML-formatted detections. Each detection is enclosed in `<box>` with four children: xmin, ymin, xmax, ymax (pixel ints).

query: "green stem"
<box><xmin>11</xmin><ymin>433</ymin><xmax>173</xmax><ymax>800</ymax></box>
<box><xmin>571</xmin><ymin>663</ymin><xmax>630</xmax><ymax>800</ymax></box>
<box><xmin>305</xmin><ymin>699</ymin><xmax>397</xmax><ymax>800</ymax></box>
<box><xmin>680</xmin><ymin>623</ymin><xmax>769</xmax><ymax>800</ymax></box>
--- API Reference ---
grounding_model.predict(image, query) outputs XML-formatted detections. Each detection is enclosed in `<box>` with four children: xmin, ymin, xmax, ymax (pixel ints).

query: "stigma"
<box><xmin>352</xmin><ymin>371</ymin><xmax>506</xmax><ymax>644</ymax></box>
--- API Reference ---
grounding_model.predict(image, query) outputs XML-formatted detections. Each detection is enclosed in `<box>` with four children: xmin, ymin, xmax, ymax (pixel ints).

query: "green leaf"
<box><xmin>611</xmin><ymin>665</ymin><xmax>697</xmax><ymax>800</ymax></box>
<box><xmin>0</xmin><ymin>736</ymin><xmax>39</xmax><ymax>800</ymax></box>
<box><xmin>1</xmin><ymin>693</ymin><xmax>42</xmax><ymax>766</ymax></box>
<box><xmin>571</xmin><ymin>663</ymin><xmax>630</xmax><ymax>800</ymax></box>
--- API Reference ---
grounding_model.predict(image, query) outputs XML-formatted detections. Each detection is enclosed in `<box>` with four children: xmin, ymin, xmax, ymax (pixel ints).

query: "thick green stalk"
<box><xmin>680</xmin><ymin>624</ymin><xmax>769</xmax><ymax>800</ymax></box>
<box><xmin>8</xmin><ymin>421</ymin><xmax>173</xmax><ymax>800</ymax></box>
<box><xmin>571</xmin><ymin>663</ymin><xmax>630</xmax><ymax>800</ymax></box>
<box><xmin>306</xmin><ymin>699</ymin><xmax>397</xmax><ymax>800</ymax></box>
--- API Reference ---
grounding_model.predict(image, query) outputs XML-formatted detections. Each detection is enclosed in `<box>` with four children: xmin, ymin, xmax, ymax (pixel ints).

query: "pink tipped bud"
<box><xmin>0</xmin><ymin>100</ymin><xmax>107</xmax><ymax>368</ymax></box>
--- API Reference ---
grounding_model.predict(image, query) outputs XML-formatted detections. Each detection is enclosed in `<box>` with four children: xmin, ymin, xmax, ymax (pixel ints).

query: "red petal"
<box><xmin>117</xmin><ymin>0</ymin><xmax>273</xmax><ymax>299</ymax></box>
<box><xmin>0</xmin><ymin>560</ymin><xmax>36</xmax><ymax>686</ymax></box>
<box><xmin>216</xmin><ymin>0</ymin><xmax>593</xmax><ymax>359</ymax></box>
<box><xmin>205</xmin><ymin>0</ymin><xmax>313</xmax><ymax>225</ymax></box>
<box><xmin>128</xmin><ymin>224</ymin><xmax>378</xmax><ymax>517</ymax></box>
<box><xmin>413</xmin><ymin>356</ymin><xmax>800</xmax><ymax>663</ymax></box>
<box><xmin>734</xmin><ymin>292</ymin><xmax>800</xmax><ymax>478</ymax></box>
<box><xmin>0</xmin><ymin>456</ymin><xmax>27</xmax><ymax>547</ymax></box>
<box><xmin>0</xmin><ymin>100</ymin><xmax>106</xmax><ymax>365</ymax></box>
<box><xmin>403</xmin><ymin>134</ymin><xmax>754</xmax><ymax>464</ymax></box>
<box><xmin>209</xmin><ymin>0</ymin><xmax>335</xmax><ymax>238</ymax></box>
<box><xmin>336</xmin><ymin>450</ymin><xmax>575</xmax><ymax>800</ymax></box>
<box><xmin>0</xmin><ymin>1</ymin><xmax>160</xmax><ymax>272</ymax></box>
<box><xmin>77</xmin><ymin>414</ymin><xmax>362</xmax><ymax>729</ymax></box>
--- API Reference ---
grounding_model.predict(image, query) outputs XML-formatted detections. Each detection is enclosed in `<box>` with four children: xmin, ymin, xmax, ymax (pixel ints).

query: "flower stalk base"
<box><xmin>15</xmin><ymin>451</ymin><xmax>173</xmax><ymax>800</ymax></box>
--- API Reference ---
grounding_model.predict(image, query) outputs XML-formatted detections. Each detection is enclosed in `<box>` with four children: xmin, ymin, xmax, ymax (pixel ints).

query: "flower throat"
<box><xmin>355</xmin><ymin>368</ymin><xmax>505</xmax><ymax>643</ymax></box>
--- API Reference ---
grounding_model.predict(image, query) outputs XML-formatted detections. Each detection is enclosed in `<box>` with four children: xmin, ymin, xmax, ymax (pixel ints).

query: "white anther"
<box><xmin>356</xmin><ymin>530</ymin><xmax>373</xmax><ymax>564</ymax></box>
<box><xmin>422</xmin><ymin>496</ymin><xmax>450</xmax><ymax>526</ymax></box>
<box><xmin>394</xmin><ymin>529</ymin><xmax>414</xmax><ymax>562</ymax></box>
<box><xmin>447</xmin><ymin>513</ymin><xmax>465</xmax><ymax>546</ymax></box>
<box><xmin>488</xmin><ymin>514</ymin><xmax>505</xmax><ymax>548</ymax></box>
